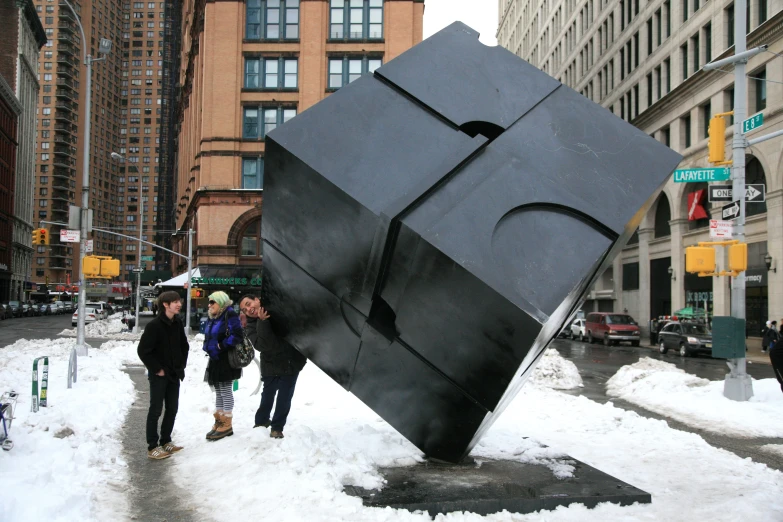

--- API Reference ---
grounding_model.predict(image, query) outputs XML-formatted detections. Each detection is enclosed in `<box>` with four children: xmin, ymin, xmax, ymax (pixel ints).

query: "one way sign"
<box><xmin>722</xmin><ymin>201</ymin><xmax>742</xmax><ymax>221</ymax></box>
<box><xmin>708</xmin><ymin>184</ymin><xmax>766</xmax><ymax>203</ymax></box>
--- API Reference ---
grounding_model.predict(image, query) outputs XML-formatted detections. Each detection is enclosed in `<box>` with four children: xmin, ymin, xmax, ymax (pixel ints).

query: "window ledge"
<box><xmin>243</xmin><ymin>39</ymin><xmax>300</xmax><ymax>44</ymax></box>
<box><xmin>327</xmin><ymin>38</ymin><xmax>384</xmax><ymax>44</ymax></box>
<box><xmin>241</xmin><ymin>88</ymin><xmax>299</xmax><ymax>93</ymax></box>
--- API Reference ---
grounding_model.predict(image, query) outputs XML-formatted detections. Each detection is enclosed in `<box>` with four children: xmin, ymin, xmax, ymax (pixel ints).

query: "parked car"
<box><xmin>63</xmin><ymin>302</ymin><xmax>74</xmax><ymax>313</ymax></box>
<box><xmin>657</xmin><ymin>321</ymin><xmax>713</xmax><ymax>357</ymax></box>
<box><xmin>569</xmin><ymin>318</ymin><xmax>587</xmax><ymax>341</ymax></box>
<box><xmin>86</xmin><ymin>302</ymin><xmax>108</xmax><ymax>319</ymax></box>
<box><xmin>72</xmin><ymin>307</ymin><xmax>99</xmax><ymax>327</ymax></box>
<box><xmin>38</xmin><ymin>303</ymin><xmax>53</xmax><ymax>315</ymax></box>
<box><xmin>6</xmin><ymin>301</ymin><xmax>22</xmax><ymax>318</ymax></box>
<box><xmin>584</xmin><ymin>312</ymin><xmax>641</xmax><ymax>346</ymax></box>
<box><xmin>0</xmin><ymin>304</ymin><xmax>7</xmax><ymax>320</ymax></box>
<box><xmin>52</xmin><ymin>301</ymin><xmax>65</xmax><ymax>314</ymax></box>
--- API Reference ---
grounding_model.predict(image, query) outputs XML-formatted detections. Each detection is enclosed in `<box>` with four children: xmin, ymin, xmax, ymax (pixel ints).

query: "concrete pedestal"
<box><xmin>344</xmin><ymin>457</ymin><xmax>650</xmax><ymax>517</ymax></box>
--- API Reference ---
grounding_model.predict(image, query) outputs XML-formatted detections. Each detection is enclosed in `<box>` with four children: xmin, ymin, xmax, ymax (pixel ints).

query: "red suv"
<box><xmin>584</xmin><ymin>312</ymin><xmax>641</xmax><ymax>346</ymax></box>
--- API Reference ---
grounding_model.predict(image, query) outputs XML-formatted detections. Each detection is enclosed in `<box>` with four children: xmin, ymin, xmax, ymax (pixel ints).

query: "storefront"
<box><xmin>684</xmin><ymin>272</ymin><xmax>713</xmax><ymax>318</ymax></box>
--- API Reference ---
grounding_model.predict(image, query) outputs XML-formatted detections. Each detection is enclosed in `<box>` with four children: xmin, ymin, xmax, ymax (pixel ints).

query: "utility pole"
<box><xmin>62</xmin><ymin>0</ymin><xmax>112</xmax><ymax>356</ymax></box>
<box><xmin>111</xmin><ymin>152</ymin><xmax>143</xmax><ymax>333</ymax></box>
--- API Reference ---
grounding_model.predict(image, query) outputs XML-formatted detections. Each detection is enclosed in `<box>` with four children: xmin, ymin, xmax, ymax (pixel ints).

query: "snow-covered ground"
<box><xmin>0</xmin><ymin>338</ymin><xmax>137</xmax><ymax>521</ymax></box>
<box><xmin>606</xmin><ymin>357</ymin><xmax>783</xmax><ymax>438</ymax></box>
<box><xmin>3</xmin><ymin>338</ymin><xmax>783</xmax><ymax>521</ymax></box>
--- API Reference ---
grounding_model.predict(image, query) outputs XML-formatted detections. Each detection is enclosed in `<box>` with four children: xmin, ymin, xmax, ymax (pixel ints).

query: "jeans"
<box><xmin>146</xmin><ymin>374</ymin><xmax>180</xmax><ymax>450</ymax></box>
<box><xmin>255</xmin><ymin>374</ymin><xmax>299</xmax><ymax>431</ymax></box>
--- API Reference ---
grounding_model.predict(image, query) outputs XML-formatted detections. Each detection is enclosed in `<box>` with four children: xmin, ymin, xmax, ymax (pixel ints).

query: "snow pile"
<box><xmin>528</xmin><ymin>348</ymin><xmax>584</xmax><ymax>390</ymax></box>
<box><xmin>0</xmin><ymin>338</ymin><xmax>136</xmax><ymax>521</ymax></box>
<box><xmin>607</xmin><ymin>357</ymin><xmax>783</xmax><ymax>437</ymax></box>
<box><xmin>59</xmin><ymin>317</ymin><xmax>141</xmax><ymax>340</ymax></box>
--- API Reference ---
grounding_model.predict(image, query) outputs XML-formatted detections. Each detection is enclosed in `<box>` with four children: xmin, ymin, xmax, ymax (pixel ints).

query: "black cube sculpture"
<box><xmin>261</xmin><ymin>23</ymin><xmax>681</xmax><ymax>463</ymax></box>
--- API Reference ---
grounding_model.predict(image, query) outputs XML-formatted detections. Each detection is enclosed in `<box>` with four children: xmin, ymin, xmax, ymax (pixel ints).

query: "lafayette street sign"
<box><xmin>673</xmin><ymin>167</ymin><xmax>731</xmax><ymax>183</ymax></box>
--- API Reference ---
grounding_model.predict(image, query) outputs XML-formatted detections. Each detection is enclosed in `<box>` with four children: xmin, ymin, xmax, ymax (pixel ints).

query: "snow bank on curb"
<box><xmin>606</xmin><ymin>357</ymin><xmax>783</xmax><ymax>437</ymax></box>
<box><xmin>528</xmin><ymin>348</ymin><xmax>583</xmax><ymax>390</ymax></box>
<box><xmin>59</xmin><ymin>317</ymin><xmax>141</xmax><ymax>340</ymax></box>
<box><xmin>0</xmin><ymin>338</ymin><xmax>137</xmax><ymax>521</ymax></box>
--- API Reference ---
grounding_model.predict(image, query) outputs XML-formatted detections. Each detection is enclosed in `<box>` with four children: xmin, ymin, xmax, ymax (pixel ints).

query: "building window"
<box><xmin>328</xmin><ymin>56</ymin><xmax>382</xmax><ymax>89</ymax></box>
<box><xmin>704</xmin><ymin>23</ymin><xmax>712</xmax><ymax>64</ymax></box>
<box><xmin>330</xmin><ymin>0</ymin><xmax>383</xmax><ymax>40</ymax></box>
<box><xmin>246</xmin><ymin>0</ymin><xmax>299</xmax><ymax>40</ymax></box>
<box><xmin>726</xmin><ymin>4</ymin><xmax>735</xmax><ymax>48</ymax></box>
<box><xmin>622</xmin><ymin>262</ymin><xmax>640</xmax><ymax>290</ymax></box>
<box><xmin>243</xmin><ymin>106</ymin><xmax>296</xmax><ymax>139</ymax></box>
<box><xmin>701</xmin><ymin>101</ymin><xmax>711</xmax><ymax>139</ymax></box>
<box><xmin>759</xmin><ymin>0</ymin><xmax>768</xmax><ymax>24</ymax></box>
<box><xmin>682</xmin><ymin>113</ymin><xmax>692</xmax><ymax>148</ymax></box>
<box><xmin>681</xmin><ymin>44</ymin><xmax>688</xmax><ymax>80</ymax></box>
<box><xmin>242</xmin><ymin>157</ymin><xmax>264</xmax><ymax>189</ymax></box>
<box><xmin>241</xmin><ymin>219</ymin><xmax>262</xmax><ymax>257</ymax></box>
<box><xmin>244</xmin><ymin>57</ymin><xmax>298</xmax><ymax>89</ymax></box>
<box><xmin>754</xmin><ymin>68</ymin><xmax>766</xmax><ymax>112</ymax></box>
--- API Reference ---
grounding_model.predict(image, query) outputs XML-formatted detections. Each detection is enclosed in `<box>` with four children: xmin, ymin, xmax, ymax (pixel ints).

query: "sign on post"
<box><xmin>85</xmin><ymin>240</ymin><xmax>93</xmax><ymax>253</ymax></box>
<box><xmin>31</xmin><ymin>356</ymin><xmax>49</xmax><ymax>412</ymax></box>
<box><xmin>141</xmin><ymin>255</ymin><xmax>154</xmax><ymax>261</ymax></box>
<box><xmin>673</xmin><ymin>168</ymin><xmax>731</xmax><ymax>183</ymax></box>
<box><xmin>60</xmin><ymin>230</ymin><xmax>80</xmax><ymax>243</ymax></box>
<box><xmin>722</xmin><ymin>201</ymin><xmax>742</xmax><ymax>221</ymax></box>
<box><xmin>709</xmin><ymin>219</ymin><xmax>733</xmax><ymax>238</ymax></box>
<box><xmin>742</xmin><ymin>113</ymin><xmax>764</xmax><ymax>133</ymax></box>
<box><xmin>708</xmin><ymin>184</ymin><xmax>766</xmax><ymax>203</ymax></box>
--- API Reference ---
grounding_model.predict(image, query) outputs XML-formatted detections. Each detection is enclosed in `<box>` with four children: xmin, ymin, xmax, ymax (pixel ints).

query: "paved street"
<box><xmin>0</xmin><ymin>313</ymin><xmax>156</xmax><ymax>346</ymax></box>
<box><xmin>551</xmin><ymin>337</ymin><xmax>783</xmax><ymax>471</ymax></box>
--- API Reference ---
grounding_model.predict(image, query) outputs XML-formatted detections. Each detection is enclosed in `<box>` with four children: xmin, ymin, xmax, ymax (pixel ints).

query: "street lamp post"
<box><xmin>61</xmin><ymin>0</ymin><xmax>112</xmax><ymax>356</ymax></box>
<box><xmin>111</xmin><ymin>152</ymin><xmax>142</xmax><ymax>333</ymax></box>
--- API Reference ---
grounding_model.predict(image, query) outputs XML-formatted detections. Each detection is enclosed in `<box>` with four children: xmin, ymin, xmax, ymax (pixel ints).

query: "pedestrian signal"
<box><xmin>190</xmin><ymin>288</ymin><xmax>205</xmax><ymax>299</ymax></box>
<box><xmin>83</xmin><ymin>256</ymin><xmax>101</xmax><ymax>277</ymax></box>
<box><xmin>685</xmin><ymin>246</ymin><xmax>716</xmax><ymax>274</ymax></box>
<box><xmin>728</xmin><ymin>242</ymin><xmax>747</xmax><ymax>272</ymax></box>
<box><xmin>100</xmin><ymin>258</ymin><xmax>120</xmax><ymax>277</ymax></box>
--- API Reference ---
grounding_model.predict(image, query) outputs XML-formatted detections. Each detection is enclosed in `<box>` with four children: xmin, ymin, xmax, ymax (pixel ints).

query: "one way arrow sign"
<box><xmin>722</xmin><ymin>201</ymin><xmax>742</xmax><ymax>221</ymax></box>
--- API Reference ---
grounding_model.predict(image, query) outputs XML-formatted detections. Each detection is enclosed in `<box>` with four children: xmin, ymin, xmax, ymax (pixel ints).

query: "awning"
<box><xmin>155</xmin><ymin>268</ymin><xmax>201</xmax><ymax>287</ymax></box>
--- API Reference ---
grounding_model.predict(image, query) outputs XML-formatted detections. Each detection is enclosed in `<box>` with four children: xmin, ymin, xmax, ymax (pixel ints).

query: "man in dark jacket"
<box><xmin>137</xmin><ymin>290</ymin><xmax>190</xmax><ymax>459</ymax></box>
<box><xmin>240</xmin><ymin>294</ymin><xmax>306</xmax><ymax>439</ymax></box>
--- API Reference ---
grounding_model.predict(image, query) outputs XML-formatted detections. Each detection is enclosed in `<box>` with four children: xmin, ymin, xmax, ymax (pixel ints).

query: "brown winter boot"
<box><xmin>207</xmin><ymin>412</ymin><xmax>233</xmax><ymax>440</ymax></box>
<box><xmin>206</xmin><ymin>411</ymin><xmax>222</xmax><ymax>439</ymax></box>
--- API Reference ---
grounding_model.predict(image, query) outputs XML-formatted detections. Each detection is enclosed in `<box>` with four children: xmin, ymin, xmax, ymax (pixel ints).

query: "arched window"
<box><xmin>746</xmin><ymin>156</ymin><xmax>767</xmax><ymax>218</ymax></box>
<box><xmin>654</xmin><ymin>194</ymin><xmax>671</xmax><ymax>238</ymax></box>
<box><xmin>240</xmin><ymin>219</ymin><xmax>262</xmax><ymax>257</ymax></box>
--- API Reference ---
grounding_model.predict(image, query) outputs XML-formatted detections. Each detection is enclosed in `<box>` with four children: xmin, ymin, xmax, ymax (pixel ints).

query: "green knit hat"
<box><xmin>208</xmin><ymin>291</ymin><xmax>232</xmax><ymax>309</ymax></box>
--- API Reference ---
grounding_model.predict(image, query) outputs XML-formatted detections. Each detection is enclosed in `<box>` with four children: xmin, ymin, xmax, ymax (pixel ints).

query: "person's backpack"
<box><xmin>225</xmin><ymin>320</ymin><xmax>255</xmax><ymax>369</ymax></box>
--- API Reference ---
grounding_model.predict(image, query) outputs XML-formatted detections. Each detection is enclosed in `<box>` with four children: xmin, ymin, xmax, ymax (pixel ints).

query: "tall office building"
<box><xmin>0</xmin><ymin>0</ymin><xmax>47</xmax><ymax>301</ymax></box>
<box><xmin>31</xmin><ymin>0</ymin><xmax>165</xmax><ymax>290</ymax></box>
<box><xmin>498</xmin><ymin>0</ymin><xmax>783</xmax><ymax>340</ymax></box>
<box><xmin>166</xmin><ymin>0</ymin><xmax>424</xmax><ymax>293</ymax></box>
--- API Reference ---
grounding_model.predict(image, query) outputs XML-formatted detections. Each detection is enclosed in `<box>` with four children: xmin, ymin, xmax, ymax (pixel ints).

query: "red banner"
<box><xmin>687</xmin><ymin>189</ymin><xmax>708</xmax><ymax>221</ymax></box>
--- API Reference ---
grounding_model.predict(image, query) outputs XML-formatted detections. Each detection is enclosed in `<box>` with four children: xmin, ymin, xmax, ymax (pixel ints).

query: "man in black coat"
<box><xmin>239</xmin><ymin>294</ymin><xmax>306</xmax><ymax>439</ymax></box>
<box><xmin>137</xmin><ymin>290</ymin><xmax>190</xmax><ymax>459</ymax></box>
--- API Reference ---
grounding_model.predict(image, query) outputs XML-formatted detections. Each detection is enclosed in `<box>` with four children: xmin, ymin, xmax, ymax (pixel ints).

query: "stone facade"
<box><xmin>171</xmin><ymin>0</ymin><xmax>424</xmax><ymax>274</ymax></box>
<box><xmin>499</xmin><ymin>0</ymin><xmax>783</xmax><ymax>339</ymax></box>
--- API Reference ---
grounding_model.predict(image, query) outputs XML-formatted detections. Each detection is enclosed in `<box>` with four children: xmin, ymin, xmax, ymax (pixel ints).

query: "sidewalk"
<box><xmin>640</xmin><ymin>340</ymin><xmax>771</xmax><ymax>365</ymax></box>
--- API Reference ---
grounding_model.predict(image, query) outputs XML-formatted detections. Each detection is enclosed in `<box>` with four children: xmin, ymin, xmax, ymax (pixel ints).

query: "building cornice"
<box><xmin>16</xmin><ymin>0</ymin><xmax>47</xmax><ymax>48</ymax></box>
<box><xmin>0</xmin><ymin>74</ymin><xmax>22</xmax><ymax>116</ymax></box>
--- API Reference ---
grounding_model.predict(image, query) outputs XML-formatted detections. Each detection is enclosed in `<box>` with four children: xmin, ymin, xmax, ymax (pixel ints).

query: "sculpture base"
<box><xmin>344</xmin><ymin>457</ymin><xmax>650</xmax><ymax>517</ymax></box>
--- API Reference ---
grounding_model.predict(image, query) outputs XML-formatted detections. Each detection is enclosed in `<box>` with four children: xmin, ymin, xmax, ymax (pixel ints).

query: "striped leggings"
<box><xmin>214</xmin><ymin>382</ymin><xmax>234</xmax><ymax>412</ymax></box>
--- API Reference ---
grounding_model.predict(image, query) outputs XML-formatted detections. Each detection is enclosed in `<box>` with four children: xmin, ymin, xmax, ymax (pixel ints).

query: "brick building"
<box><xmin>169</xmin><ymin>0</ymin><xmax>424</xmax><ymax>292</ymax></box>
<box><xmin>0</xmin><ymin>0</ymin><xmax>47</xmax><ymax>301</ymax></box>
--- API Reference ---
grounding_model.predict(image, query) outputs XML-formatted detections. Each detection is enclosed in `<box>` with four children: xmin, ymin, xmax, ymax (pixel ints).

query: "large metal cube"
<box><xmin>260</xmin><ymin>23</ymin><xmax>681</xmax><ymax>462</ymax></box>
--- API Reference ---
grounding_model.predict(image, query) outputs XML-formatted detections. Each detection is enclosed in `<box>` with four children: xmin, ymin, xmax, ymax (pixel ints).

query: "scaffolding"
<box><xmin>157</xmin><ymin>0</ymin><xmax>182</xmax><ymax>271</ymax></box>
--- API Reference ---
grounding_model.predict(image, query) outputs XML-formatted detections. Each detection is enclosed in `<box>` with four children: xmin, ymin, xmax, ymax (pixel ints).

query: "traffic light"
<box><xmin>100</xmin><ymin>258</ymin><xmax>120</xmax><ymax>278</ymax></box>
<box><xmin>39</xmin><ymin>228</ymin><xmax>49</xmax><ymax>245</ymax></box>
<box><xmin>728</xmin><ymin>242</ymin><xmax>748</xmax><ymax>272</ymax></box>
<box><xmin>83</xmin><ymin>256</ymin><xmax>101</xmax><ymax>277</ymax></box>
<box><xmin>686</xmin><ymin>246</ymin><xmax>716</xmax><ymax>274</ymax></box>
<box><xmin>708</xmin><ymin>113</ymin><xmax>733</xmax><ymax>165</ymax></box>
<box><xmin>190</xmin><ymin>288</ymin><xmax>204</xmax><ymax>299</ymax></box>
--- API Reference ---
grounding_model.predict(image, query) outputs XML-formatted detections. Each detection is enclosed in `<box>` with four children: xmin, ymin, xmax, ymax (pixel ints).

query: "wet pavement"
<box><xmin>551</xmin><ymin>338</ymin><xmax>783</xmax><ymax>471</ymax></box>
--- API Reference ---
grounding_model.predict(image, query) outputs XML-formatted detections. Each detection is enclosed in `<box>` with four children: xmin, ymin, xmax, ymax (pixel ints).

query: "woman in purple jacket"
<box><xmin>202</xmin><ymin>291</ymin><xmax>243</xmax><ymax>440</ymax></box>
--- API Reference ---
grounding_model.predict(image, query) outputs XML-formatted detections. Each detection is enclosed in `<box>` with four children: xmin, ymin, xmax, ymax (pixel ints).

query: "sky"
<box><xmin>423</xmin><ymin>0</ymin><xmax>499</xmax><ymax>46</ymax></box>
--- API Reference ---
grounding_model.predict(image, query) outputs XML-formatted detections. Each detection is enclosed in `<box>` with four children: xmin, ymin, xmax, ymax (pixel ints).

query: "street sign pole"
<box><xmin>727</xmin><ymin>0</ymin><xmax>752</xmax><ymax>401</ymax></box>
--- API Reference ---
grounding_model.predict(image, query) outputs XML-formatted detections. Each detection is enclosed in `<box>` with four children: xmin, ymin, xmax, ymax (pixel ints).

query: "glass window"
<box><xmin>247</xmin><ymin>0</ymin><xmax>298</xmax><ymax>40</ymax></box>
<box><xmin>330</xmin><ymin>0</ymin><xmax>383</xmax><ymax>40</ymax></box>
<box><xmin>265</xmin><ymin>60</ymin><xmax>279</xmax><ymax>88</ymax></box>
<box><xmin>284</xmin><ymin>60</ymin><xmax>297</xmax><ymax>88</ymax></box>
<box><xmin>241</xmin><ymin>220</ymin><xmax>262</xmax><ymax>256</ymax></box>
<box><xmin>243</xmin><ymin>106</ymin><xmax>297</xmax><ymax>139</ymax></box>
<box><xmin>327</xmin><ymin>56</ymin><xmax>382</xmax><ymax>89</ymax></box>
<box><xmin>242</xmin><ymin>158</ymin><xmax>264</xmax><ymax>189</ymax></box>
<box><xmin>245</xmin><ymin>58</ymin><xmax>298</xmax><ymax>89</ymax></box>
<box><xmin>244</xmin><ymin>107</ymin><xmax>259</xmax><ymax>138</ymax></box>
